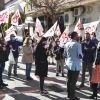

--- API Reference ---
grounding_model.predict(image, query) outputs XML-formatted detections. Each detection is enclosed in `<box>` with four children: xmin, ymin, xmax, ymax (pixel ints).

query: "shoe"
<box><xmin>26</xmin><ymin>76</ymin><xmax>33</xmax><ymax>80</ymax></box>
<box><xmin>79</xmin><ymin>83</ymin><xmax>84</xmax><ymax>88</ymax></box>
<box><xmin>17</xmin><ymin>66</ymin><xmax>20</xmax><ymax>68</ymax></box>
<box><xmin>75</xmin><ymin>86</ymin><xmax>80</xmax><ymax>90</ymax></box>
<box><xmin>89</xmin><ymin>94</ymin><xmax>97</xmax><ymax>100</ymax></box>
<box><xmin>70</xmin><ymin>97</ymin><xmax>80</xmax><ymax>100</ymax></box>
<box><xmin>14</xmin><ymin>74</ymin><xmax>18</xmax><ymax>77</ymax></box>
<box><xmin>1</xmin><ymin>83</ymin><xmax>8</xmax><ymax>86</ymax></box>
<box><xmin>0</xmin><ymin>86</ymin><xmax>3</xmax><ymax>89</ymax></box>
<box><xmin>67</xmin><ymin>95</ymin><xmax>70</xmax><ymax>98</ymax></box>
<box><xmin>56</xmin><ymin>73</ymin><xmax>59</xmax><ymax>76</ymax></box>
<box><xmin>40</xmin><ymin>90</ymin><xmax>49</xmax><ymax>95</ymax></box>
<box><xmin>62</xmin><ymin>73</ymin><xmax>64</xmax><ymax>77</ymax></box>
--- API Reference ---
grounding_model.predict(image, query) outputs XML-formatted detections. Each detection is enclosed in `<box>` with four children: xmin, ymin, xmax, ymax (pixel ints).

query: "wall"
<box><xmin>69</xmin><ymin>1</ymin><xmax>100</xmax><ymax>40</ymax></box>
<box><xmin>0</xmin><ymin>0</ymin><xmax>4</xmax><ymax>11</ymax></box>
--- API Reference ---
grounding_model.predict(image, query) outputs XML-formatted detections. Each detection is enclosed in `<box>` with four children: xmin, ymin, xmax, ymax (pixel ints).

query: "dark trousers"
<box><xmin>40</xmin><ymin>77</ymin><xmax>44</xmax><ymax>91</ymax></box>
<box><xmin>0</xmin><ymin>62</ymin><xmax>5</xmax><ymax>85</ymax></box>
<box><xmin>67</xmin><ymin>70</ymin><xmax>79</xmax><ymax>98</ymax></box>
<box><xmin>82</xmin><ymin>61</ymin><xmax>93</xmax><ymax>84</ymax></box>
<box><xmin>92</xmin><ymin>83</ymin><xmax>98</xmax><ymax>96</ymax></box>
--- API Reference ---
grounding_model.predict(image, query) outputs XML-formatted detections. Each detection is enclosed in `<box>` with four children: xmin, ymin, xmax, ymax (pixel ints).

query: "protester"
<box><xmin>7</xmin><ymin>34</ymin><xmax>23</xmax><ymax>77</ymax></box>
<box><xmin>22</xmin><ymin>37</ymin><xmax>34</xmax><ymax>80</ymax></box>
<box><xmin>90</xmin><ymin>42</ymin><xmax>100</xmax><ymax>99</ymax></box>
<box><xmin>79</xmin><ymin>33</ymin><xmax>96</xmax><ymax>88</ymax></box>
<box><xmin>64</xmin><ymin>31</ymin><xmax>82</xmax><ymax>100</ymax></box>
<box><xmin>54</xmin><ymin>38</ymin><xmax>61</xmax><ymax>76</ymax></box>
<box><xmin>48</xmin><ymin>38</ymin><xmax>55</xmax><ymax>65</ymax></box>
<box><xmin>34</xmin><ymin>37</ymin><xmax>49</xmax><ymax>95</ymax></box>
<box><xmin>91</xmin><ymin>32</ymin><xmax>98</xmax><ymax>45</ymax></box>
<box><xmin>0</xmin><ymin>33</ymin><xmax>8</xmax><ymax>88</ymax></box>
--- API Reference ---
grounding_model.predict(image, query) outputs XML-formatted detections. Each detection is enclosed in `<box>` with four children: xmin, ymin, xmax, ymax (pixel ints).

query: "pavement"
<box><xmin>0</xmin><ymin>55</ymin><xmax>100</xmax><ymax>100</ymax></box>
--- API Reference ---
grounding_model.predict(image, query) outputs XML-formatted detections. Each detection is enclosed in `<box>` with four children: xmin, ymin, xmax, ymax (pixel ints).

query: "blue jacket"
<box><xmin>7</xmin><ymin>40</ymin><xmax>23</xmax><ymax>58</ymax></box>
<box><xmin>82</xmin><ymin>40</ymin><xmax>96</xmax><ymax>63</ymax></box>
<box><xmin>64</xmin><ymin>40</ymin><xmax>82</xmax><ymax>71</ymax></box>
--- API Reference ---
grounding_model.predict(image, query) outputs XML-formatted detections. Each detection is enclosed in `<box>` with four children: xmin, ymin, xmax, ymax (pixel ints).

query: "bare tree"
<box><xmin>29</xmin><ymin>0</ymin><xmax>82</xmax><ymax>23</ymax></box>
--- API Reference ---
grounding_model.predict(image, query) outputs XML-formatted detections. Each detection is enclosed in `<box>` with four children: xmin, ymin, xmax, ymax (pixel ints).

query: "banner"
<box><xmin>55</xmin><ymin>25</ymin><xmax>61</xmax><ymax>37</ymax></box>
<box><xmin>35</xmin><ymin>18</ymin><xmax>44</xmax><ymax>36</ymax></box>
<box><xmin>43</xmin><ymin>21</ymin><xmax>58</xmax><ymax>37</ymax></box>
<box><xmin>11</xmin><ymin>9</ymin><xmax>20</xmax><ymax>25</ymax></box>
<box><xmin>32</xmin><ymin>31</ymin><xmax>39</xmax><ymax>40</ymax></box>
<box><xmin>5</xmin><ymin>26</ymin><xmax>16</xmax><ymax>41</ymax></box>
<box><xmin>0</xmin><ymin>9</ymin><xmax>9</xmax><ymax>24</ymax></box>
<box><xmin>74</xmin><ymin>18</ymin><xmax>81</xmax><ymax>35</ymax></box>
<box><xmin>60</xmin><ymin>26</ymin><xmax>69</xmax><ymax>43</ymax></box>
<box><xmin>83</xmin><ymin>20</ymin><xmax>100</xmax><ymax>34</ymax></box>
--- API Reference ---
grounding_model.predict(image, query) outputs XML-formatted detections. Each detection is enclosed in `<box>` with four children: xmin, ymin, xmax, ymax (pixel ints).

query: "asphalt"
<box><xmin>0</xmin><ymin>55</ymin><xmax>100</xmax><ymax>100</ymax></box>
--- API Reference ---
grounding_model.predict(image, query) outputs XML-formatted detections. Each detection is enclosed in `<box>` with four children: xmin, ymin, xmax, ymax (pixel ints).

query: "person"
<box><xmin>90</xmin><ymin>41</ymin><xmax>100</xmax><ymax>99</ymax></box>
<box><xmin>22</xmin><ymin>37</ymin><xmax>34</xmax><ymax>80</ymax></box>
<box><xmin>7</xmin><ymin>34</ymin><xmax>23</xmax><ymax>77</ymax></box>
<box><xmin>34</xmin><ymin>37</ymin><xmax>49</xmax><ymax>95</ymax></box>
<box><xmin>54</xmin><ymin>38</ymin><xmax>61</xmax><ymax>76</ymax></box>
<box><xmin>0</xmin><ymin>33</ymin><xmax>8</xmax><ymax>88</ymax></box>
<box><xmin>79</xmin><ymin>33</ymin><xmax>96</xmax><ymax>88</ymax></box>
<box><xmin>91</xmin><ymin>32</ymin><xmax>98</xmax><ymax>45</ymax></box>
<box><xmin>64</xmin><ymin>31</ymin><xmax>82</xmax><ymax>100</ymax></box>
<box><xmin>48</xmin><ymin>38</ymin><xmax>56</xmax><ymax>65</ymax></box>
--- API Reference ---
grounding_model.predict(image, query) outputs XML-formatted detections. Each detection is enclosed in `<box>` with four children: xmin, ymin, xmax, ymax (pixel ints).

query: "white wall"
<box><xmin>69</xmin><ymin>1</ymin><xmax>100</xmax><ymax>40</ymax></box>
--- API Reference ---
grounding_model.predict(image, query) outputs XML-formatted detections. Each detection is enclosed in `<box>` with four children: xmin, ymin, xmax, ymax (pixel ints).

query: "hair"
<box><xmin>70</xmin><ymin>31</ymin><xmax>77</xmax><ymax>39</ymax></box>
<box><xmin>23</xmin><ymin>37</ymin><xmax>30</xmax><ymax>46</ymax></box>
<box><xmin>38</xmin><ymin>37</ymin><xmax>47</xmax><ymax>45</ymax></box>
<box><xmin>92</xmin><ymin>32</ymin><xmax>96</xmax><ymax>37</ymax></box>
<box><xmin>10</xmin><ymin>34</ymin><xmax>15</xmax><ymax>37</ymax></box>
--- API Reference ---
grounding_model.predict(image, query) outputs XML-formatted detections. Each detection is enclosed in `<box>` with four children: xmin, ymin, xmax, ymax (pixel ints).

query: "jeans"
<box><xmin>8</xmin><ymin>58</ymin><xmax>18</xmax><ymax>76</ymax></box>
<box><xmin>26</xmin><ymin>63</ymin><xmax>32</xmax><ymax>77</ymax></box>
<box><xmin>40</xmin><ymin>77</ymin><xmax>44</xmax><ymax>91</ymax></box>
<box><xmin>0</xmin><ymin>62</ymin><xmax>5</xmax><ymax>85</ymax></box>
<box><xmin>67</xmin><ymin>70</ymin><xmax>79</xmax><ymax>98</ymax></box>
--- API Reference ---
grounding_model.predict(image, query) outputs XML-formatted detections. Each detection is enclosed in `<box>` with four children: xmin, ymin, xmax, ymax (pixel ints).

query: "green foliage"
<box><xmin>3</xmin><ymin>12</ymin><xmax>26</xmax><ymax>32</ymax></box>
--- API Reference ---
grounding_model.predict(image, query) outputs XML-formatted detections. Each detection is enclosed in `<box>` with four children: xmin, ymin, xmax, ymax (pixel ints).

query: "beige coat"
<box><xmin>22</xmin><ymin>45</ymin><xmax>34</xmax><ymax>63</ymax></box>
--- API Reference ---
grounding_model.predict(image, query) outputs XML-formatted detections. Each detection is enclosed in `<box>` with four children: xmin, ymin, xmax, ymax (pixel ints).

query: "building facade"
<box><xmin>0</xmin><ymin>0</ymin><xmax>4</xmax><ymax>11</ymax></box>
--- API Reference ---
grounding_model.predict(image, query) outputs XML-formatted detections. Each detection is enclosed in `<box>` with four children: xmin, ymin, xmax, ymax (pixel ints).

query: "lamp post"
<box><xmin>25</xmin><ymin>16</ymin><xmax>34</xmax><ymax>34</ymax></box>
<box><xmin>44</xmin><ymin>20</ymin><xmax>47</xmax><ymax>33</ymax></box>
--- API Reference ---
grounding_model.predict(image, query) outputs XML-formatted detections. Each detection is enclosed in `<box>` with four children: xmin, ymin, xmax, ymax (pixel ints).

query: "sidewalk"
<box><xmin>0</xmin><ymin>55</ymin><xmax>100</xmax><ymax>100</ymax></box>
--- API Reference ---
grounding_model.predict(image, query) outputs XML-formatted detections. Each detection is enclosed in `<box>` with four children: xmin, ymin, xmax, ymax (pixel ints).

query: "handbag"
<box><xmin>9</xmin><ymin>49</ymin><xmax>15</xmax><ymax>64</ymax></box>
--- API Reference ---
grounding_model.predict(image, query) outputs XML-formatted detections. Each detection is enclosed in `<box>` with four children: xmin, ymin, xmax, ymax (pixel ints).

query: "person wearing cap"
<box><xmin>6</xmin><ymin>34</ymin><xmax>23</xmax><ymax>77</ymax></box>
<box><xmin>64</xmin><ymin>31</ymin><xmax>82</xmax><ymax>100</ymax></box>
<box><xmin>79</xmin><ymin>32</ymin><xmax>96</xmax><ymax>88</ymax></box>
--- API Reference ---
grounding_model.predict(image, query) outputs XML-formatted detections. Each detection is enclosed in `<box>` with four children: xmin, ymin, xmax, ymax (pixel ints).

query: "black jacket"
<box><xmin>0</xmin><ymin>40</ymin><xmax>8</xmax><ymax>63</ymax></box>
<box><xmin>95</xmin><ymin>42</ymin><xmax>100</xmax><ymax>65</ymax></box>
<box><xmin>35</xmin><ymin>45</ymin><xmax>48</xmax><ymax>77</ymax></box>
<box><xmin>54</xmin><ymin>45</ymin><xmax>60</xmax><ymax>60</ymax></box>
<box><xmin>82</xmin><ymin>40</ymin><xmax>96</xmax><ymax>63</ymax></box>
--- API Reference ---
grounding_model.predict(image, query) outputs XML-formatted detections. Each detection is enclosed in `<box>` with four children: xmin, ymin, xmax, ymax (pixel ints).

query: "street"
<box><xmin>0</xmin><ymin>55</ymin><xmax>100</xmax><ymax>100</ymax></box>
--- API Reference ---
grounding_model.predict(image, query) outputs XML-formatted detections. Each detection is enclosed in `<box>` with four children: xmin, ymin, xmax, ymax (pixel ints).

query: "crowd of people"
<box><xmin>0</xmin><ymin>31</ymin><xmax>100</xmax><ymax>100</ymax></box>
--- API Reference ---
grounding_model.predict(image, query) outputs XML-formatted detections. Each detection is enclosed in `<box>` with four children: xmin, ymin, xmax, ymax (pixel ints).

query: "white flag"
<box><xmin>43</xmin><ymin>21</ymin><xmax>58</xmax><ymax>37</ymax></box>
<box><xmin>83</xmin><ymin>20</ymin><xmax>100</xmax><ymax>34</ymax></box>
<box><xmin>35</xmin><ymin>18</ymin><xmax>44</xmax><ymax>36</ymax></box>
<box><xmin>11</xmin><ymin>9</ymin><xmax>20</xmax><ymax>25</ymax></box>
<box><xmin>0</xmin><ymin>8</ymin><xmax>9</xmax><ymax>24</ymax></box>
<box><xmin>55</xmin><ymin>25</ymin><xmax>61</xmax><ymax>37</ymax></box>
<box><xmin>5</xmin><ymin>26</ymin><xmax>17</xmax><ymax>41</ymax></box>
<box><xmin>74</xmin><ymin>18</ymin><xmax>81</xmax><ymax>35</ymax></box>
<box><xmin>32</xmin><ymin>31</ymin><xmax>39</xmax><ymax>40</ymax></box>
<box><xmin>60</xmin><ymin>26</ymin><xmax>69</xmax><ymax>43</ymax></box>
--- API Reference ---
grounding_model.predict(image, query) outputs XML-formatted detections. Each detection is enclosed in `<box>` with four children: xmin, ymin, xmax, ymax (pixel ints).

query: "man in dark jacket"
<box><xmin>79</xmin><ymin>33</ymin><xmax>96</xmax><ymax>88</ymax></box>
<box><xmin>7</xmin><ymin>34</ymin><xmax>23</xmax><ymax>77</ymax></box>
